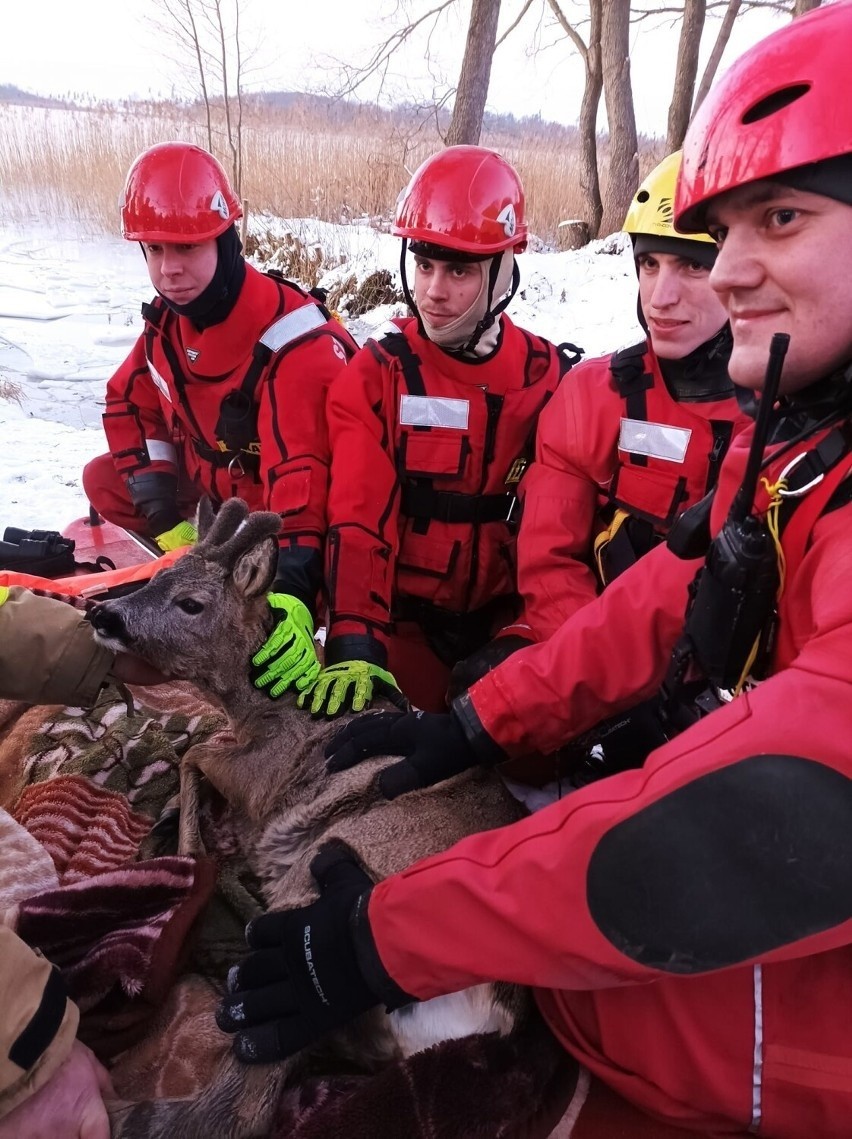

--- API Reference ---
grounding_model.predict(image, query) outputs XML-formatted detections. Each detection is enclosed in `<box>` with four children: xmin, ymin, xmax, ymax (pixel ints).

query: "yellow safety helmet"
<box><xmin>623</xmin><ymin>151</ymin><xmax>715</xmax><ymax>246</ymax></box>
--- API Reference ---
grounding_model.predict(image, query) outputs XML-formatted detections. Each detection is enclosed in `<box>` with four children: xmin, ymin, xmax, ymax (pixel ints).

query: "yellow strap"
<box><xmin>0</xmin><ymin>586</ymin><xmax>8</xmax><ymax>607</ymax></box>
<box><xmin>732</xmin><ymin>476</ymin><xmax>788</xmax><ymax>696</ymax></box>
<box><xmin>593</xmin><ymin>508</ymin><xmax>631</xmax><ymax>584</ymax></box>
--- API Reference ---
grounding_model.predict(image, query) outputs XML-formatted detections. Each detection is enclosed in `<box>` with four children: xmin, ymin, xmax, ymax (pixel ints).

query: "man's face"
<box><xmin>708</xmin><ymin>183</ymin><xmax>852</xmax><ymax>394</ymax></box>
<box><xmin>143</xmin><ymin>239</ymin><xmax>219</xmax><ymax>304</ymax></box>
<box><xmin>413</xmin><ymin>257</ymin><xmax>485</xmax><ymax>326</ymax></box>
<box><xmin>637</xmin><ymin>252</ymin><xmax>727</xmax><ymax>360</ymax></box>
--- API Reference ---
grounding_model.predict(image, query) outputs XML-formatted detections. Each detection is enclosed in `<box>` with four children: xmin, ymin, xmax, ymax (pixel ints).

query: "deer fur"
<box><xmin>92</xmin><ymin>498</ymin><xmax>525</xmax><ymax>1138</ymax></box>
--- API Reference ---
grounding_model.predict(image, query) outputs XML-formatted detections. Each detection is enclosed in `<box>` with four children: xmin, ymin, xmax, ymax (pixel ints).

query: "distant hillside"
<box><xmin>0</xmin><ymin>82</ymin><xmax>578</xmax><ymax>143</ymax></box>
<box><xmin>243</xmin><ymin>89</ymin><xmax>578</xmax><ymax>143</ymax></box>
<box><xmin>0</xmin><ymin>84</ymin><xmax>74</xmax><ymax>109</ymax></box>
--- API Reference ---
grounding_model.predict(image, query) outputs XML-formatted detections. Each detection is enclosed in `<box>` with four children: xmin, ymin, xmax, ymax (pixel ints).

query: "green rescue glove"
<box><xmin>154</xmin><ymin>520</ymin><xmax>198</xmax><ymax>552</ymax></box>
<box><xmin>298</xmin><ymin>660</ymin><xmax>400</xmax><ymax>717</ymax></box>
<box><xmin>252</xmin><ymin>594</ymin><xmax>321</xmax><ymax>698</ymax></box>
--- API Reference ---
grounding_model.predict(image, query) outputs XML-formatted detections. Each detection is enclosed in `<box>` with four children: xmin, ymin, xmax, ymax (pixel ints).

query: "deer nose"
<box><xmin>90</xmin><ymin>605</ymin><xmax>128</xmax><ymax>643</ymax></box>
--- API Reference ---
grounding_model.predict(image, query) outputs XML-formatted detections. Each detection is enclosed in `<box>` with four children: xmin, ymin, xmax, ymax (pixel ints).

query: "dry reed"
<box><xmin>0</xmin><ymin>98</ymin><xmax>663</xmax><ymax>244</ymax></box>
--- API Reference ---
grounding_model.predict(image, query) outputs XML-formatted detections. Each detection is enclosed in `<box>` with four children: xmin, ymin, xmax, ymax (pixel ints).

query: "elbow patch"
<box><xmin>9</xmin><ymin>966</ymin><xmax>67</xmax><ymax>1072</ymax></box>
<box><xmin>587</xmin><ymin>754</ymin><xmax>852</xmax><ymax>973</ymax></box>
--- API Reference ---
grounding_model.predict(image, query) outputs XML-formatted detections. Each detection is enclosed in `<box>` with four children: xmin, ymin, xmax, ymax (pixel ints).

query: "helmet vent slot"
<box><xmin>741</xmin><ymin>83</ymin><xmax>810</xmax><ymax>124</ymax></box>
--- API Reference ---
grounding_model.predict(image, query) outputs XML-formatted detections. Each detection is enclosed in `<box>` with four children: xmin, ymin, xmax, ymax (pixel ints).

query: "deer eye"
<box><xmin>176</xmin><ymin>598</ymin><xmax>204</xmax><ymax>615</ymax></box>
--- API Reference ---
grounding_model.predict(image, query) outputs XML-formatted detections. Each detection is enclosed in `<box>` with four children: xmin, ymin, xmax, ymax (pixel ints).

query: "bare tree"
<box><xmin>692</xmin><ymin>0</ymin><xmax>742</xmax><ymax>115</ymax></box>
<box><xmin>546</xmin><ymin>0</ymin><xmax>604</xmax><ymax>237</ymax></box>
<box><xmin>446</xmin><ymin>0</ymin><xmax>503</xmax><ymax>145</ymax></box>
<box><xmin>209</xmin><ymin>0</ymin><xmax>240</xmax><ymax>189</ymax></box>
<box><xmin>792</xmin><ymin>0</ymin><xmax>820</xmax><ymax>14</ymax></box>
<box><xmin>666</xmin><ymin>0</ymin><xmax>705</xmax><ymax>149</ymax></box>
<box><xmin>338</xmin><ymin>1</ymin><xmax>506</xmax><ymax>148</ymax></box>
<box><xmin>600</xmin><ymin>0</ymin><xmax>639</xmax><ymax>235</ymax></box>
<box><xmin>335</xmin><ymin>2</ymin><xmax>457</xmax><ymax>106</ymax></box>
<box><xmin>154</xmin><ymin>0</ymin><xmax>215</xmax><ymax>151</ymax></box>
<box><xmin>149</xmin><ymin>0</ymin><xmax>250</xmax><ymax>193</ymax></box>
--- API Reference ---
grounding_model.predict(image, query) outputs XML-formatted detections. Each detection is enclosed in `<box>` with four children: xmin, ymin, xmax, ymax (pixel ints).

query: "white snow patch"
<box><xmin>0</xmin><ymin>218</ymin><xmax>641</xmax><ymax>533</ymax></box>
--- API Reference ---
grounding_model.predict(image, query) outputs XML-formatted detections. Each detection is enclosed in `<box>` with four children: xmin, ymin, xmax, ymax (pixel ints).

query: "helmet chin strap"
<box><xmin>399</xmin><ymin>239</ymin><xmax>419</xmax><ymax>324</ymax></box>
<box><xmin>461</xmin><ymin>253</ymin><xmax>519</xmax><ymax>355</ymax></box>
<box><xmin>401</xmin><ymin>243</ymin><xmax>519</xmax><ymax>356</ymax></box>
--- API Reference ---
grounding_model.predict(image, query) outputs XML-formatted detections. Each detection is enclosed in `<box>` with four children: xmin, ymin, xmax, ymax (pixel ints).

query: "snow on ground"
<box><xmin>0</xmin><ymin>218</ymin><xmax>641</xmax><ymax>534</ymax></box>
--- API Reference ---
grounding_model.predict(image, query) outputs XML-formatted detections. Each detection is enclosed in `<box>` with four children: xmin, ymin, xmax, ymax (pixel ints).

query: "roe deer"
<box><xmin>91</xmin><ymin>497</ymin><xmax>525</xmax><ymax>1138</ymax></box>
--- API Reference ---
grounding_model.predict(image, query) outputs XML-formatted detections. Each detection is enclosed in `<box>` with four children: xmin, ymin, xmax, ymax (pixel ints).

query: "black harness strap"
<box><xmin>140</xmin><ymin>300</ymin><xmax>166</xmax><ymax>328</ymax></box>
<box><xmin>144</xmin><ymin>283</ymin><xmax>347</xmax><ymax>476</ymax></box>
<box><xmin>263</xmin><ymin>269</ymin><xmax>336</xmax><ymax>322</ymax></box>
<box><xmin>203</xmin><ymin>339</ymin><xmax>272</xmax><ymax>472</ymax></box>
<box><xmin>663</xmin><ymin>418</ymin><xmax>852</xmax><ymax>729</ymax></box>
<box><xmin>610</xmin><ymin>341</ymin><xmax>654</xmax><ymax>468</ymax></box>
<box><xmin>380</xmin><ymin>331</ymin><xmax>428</xmax><ymax>398</ymax></box>
<box><xmin>400</xmin><ymin>484</ymin><xmax>511</xmax><ymax>524</ymax></box>
<box><xmin>775</xmin><ymin>421</ymin><xmax>852</xmax><ymax>532</ymax></box>
<box><xmin>557</xmin><ymin>340</ymin><xmax>584</xmax><ymax>376</ymax></box>
<box><xmin>381</xmin><ymin>329</ymin><xmax>452</xmax><ymax>532</ymax></box>
<box><xmin>393</xmin><ymin>591</ymin><xmax>518</xmax><ymax>666</ymax></box>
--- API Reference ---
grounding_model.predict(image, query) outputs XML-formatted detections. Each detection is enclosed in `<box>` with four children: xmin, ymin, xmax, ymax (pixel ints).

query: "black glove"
<box><xmin>126</xmin><ymin>472</ymin><xmax>183</xmax><ymax>537</ymax></box>
<box><xmin>326</xmin><ymin>709</ymin><xmax>489</xmax><ymax>799</ymax></box>
<box><xmin>216</xmin><ymin>848</ymin><xmax>413</xmax><ymax>1063</ymax></box>
<box><xmin>446</xmin><ymin>633</ymin><xmax>535</xmax><ymax>702</ymax></box>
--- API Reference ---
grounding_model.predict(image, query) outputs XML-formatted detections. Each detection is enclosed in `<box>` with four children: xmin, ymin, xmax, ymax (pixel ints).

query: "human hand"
<box><xmin>110</xmin><ymin>651</ymin><xmax>169</xmax><ymax>687</ymax></box>
<box><xmin>251</xmin><ymin>594</ymin><xmax>321</xmax><ymax>698</ymax></box>
<box><xmin>0</xmin><ymin>1040</ymin><xmax>114</xmax><ymax>1139</ymax></box>
<box><xmin>325</xmin><ymin>709</ymin><xmax>483</xmax><ymax>799</ymax></box>
<box><xmin>297</xmin><ymin>660</ymin><xmax>400</xmax><ymax>717</ymax></box>
<box><xmin>153</xmin><ymin>520</ymin><xmax>198</xmax><ymax>553</ymax></box>
<box><xmin>217</xmin><ymin>849</ymin><xmax>411</xmax><ymax>1062</ymax></box>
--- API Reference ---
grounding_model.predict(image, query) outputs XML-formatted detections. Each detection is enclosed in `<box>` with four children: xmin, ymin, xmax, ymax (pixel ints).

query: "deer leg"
<box><xmin>178</xmin><ymin>760</ymin><xmax>205</xmax><ymax>857</ymax></box>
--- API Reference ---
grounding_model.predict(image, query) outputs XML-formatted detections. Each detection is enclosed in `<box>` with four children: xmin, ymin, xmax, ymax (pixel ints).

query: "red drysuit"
<box><xmin>516</xmin><ymin>339</ymin><xmax>747</xmax><ymax>641</ymax></box>
<box><xmin>365</xmin><ymin>420</ymin><xmax>852</xmax><ymax>1138</ymax></box>
<box><xmin>323</xmin><ymin>315</ymin><xmax>568</xmax><ymax>708</ymax></box>
<box><xmin>85</xmin><ymin>264</ymin><xmax>356</xmax><ymax>608</ymax></box>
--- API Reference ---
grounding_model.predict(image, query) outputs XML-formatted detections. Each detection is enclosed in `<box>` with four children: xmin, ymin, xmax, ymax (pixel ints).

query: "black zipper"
<box><xmin>704</xmin><ymin>422</ymin><xmax>733</xmax><ymax>495</ymax></box>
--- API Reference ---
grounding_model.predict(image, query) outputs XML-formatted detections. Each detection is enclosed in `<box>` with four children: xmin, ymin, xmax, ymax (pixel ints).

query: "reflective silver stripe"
<box><xmin>147</xmin><ymin>359</ymin><xmax>172</xmax><ymax>402</ymax></box>
<box><xmin>145</xmin><ymin>438</ymin><xmax>178</xmax><ymax>465</ymax></box>
<box><xmin>260</xmin><ymin>306</ymin><xmax>326</xmax><ymax>352</ymax></box>
<box><xmin>399</xmin><ymin>394</ymin><xmax>470</xmax><ymax>430</ymax></box>
<box><xmin>750</xmin><ymin>964</ymin><xmax>764</xmax><ymax>1133</ymax></box>
<box><xmin>618</xmin><ymin>417</ymin><xmax>692</xmax><ymax>464</ymax></box>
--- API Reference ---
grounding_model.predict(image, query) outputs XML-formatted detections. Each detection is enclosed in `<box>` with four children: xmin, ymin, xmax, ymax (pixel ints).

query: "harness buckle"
<box><xmin>227</xmin><ymin>454</ymin><xmax>247</xmax><ymax>479</ymax></box>
<box><xmin>776</xmin><ymin>451</ymin><xmax>825</xmax><ymax>498</ymax></box>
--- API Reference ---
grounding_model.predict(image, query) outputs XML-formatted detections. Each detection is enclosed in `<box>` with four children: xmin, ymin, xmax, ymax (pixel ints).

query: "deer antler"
<box><xmin>196</xmin><ymin>498</ymin><xmax>249</xmax><ymax>550</ymax></box>
<box><xmin>212</xmin><ymin>515</ymin><xmax>283</xmax><ymax>573</ymax></box>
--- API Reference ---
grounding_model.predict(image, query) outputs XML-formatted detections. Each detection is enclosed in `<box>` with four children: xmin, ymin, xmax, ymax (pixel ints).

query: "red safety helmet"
<box><xmin>676</xmin><ymin>3</ymin><xmax>852</xmax><ymax>233</ymax></box>
<box><xmin>121</xmin><ymin>142</ymin><xmax>242</xmax><ymax>243</ymax></box>
<box><xmin>393</xmin><ymin>146</ymin><xmax>528</xmax><ymax>255</ymax></box>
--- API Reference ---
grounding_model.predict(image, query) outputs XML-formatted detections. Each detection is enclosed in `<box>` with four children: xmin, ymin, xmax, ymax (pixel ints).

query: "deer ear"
<box><xmin>197</xmin><ymin>497</ymin><xmax>217</xmax><ymax>541</ymax></box>
<box><xmin>231</xmin><ymin>536</ymin><xmax>278</xmax><ymax>599</ymax></box>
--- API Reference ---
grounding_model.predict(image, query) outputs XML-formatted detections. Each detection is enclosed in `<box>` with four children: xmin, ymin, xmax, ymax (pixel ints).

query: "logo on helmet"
<box><xmin>497</xmin><ymin>203</ymin><xmax>516</xmax><ymax>238</ymax></box>
<box><xmin>657</xmin><ymin>197</ymin><xmax>674</xmax><ymax>220</ymax></box>
<box><xmin>186</xmin><ymin>347</ymin><xmax>200</xmax><ymax>362</ymax></box>
<box><xmin>210</xmin><ymin>190</ymin><xmax>230</xmax><ymax>221</ymax></box>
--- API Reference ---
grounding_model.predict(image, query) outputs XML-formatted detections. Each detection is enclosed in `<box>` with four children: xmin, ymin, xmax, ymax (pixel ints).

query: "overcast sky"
<box><xmin>2</xmin><ymin>0</ymin><xmax>783</xmax><ymax>137</ymax></box>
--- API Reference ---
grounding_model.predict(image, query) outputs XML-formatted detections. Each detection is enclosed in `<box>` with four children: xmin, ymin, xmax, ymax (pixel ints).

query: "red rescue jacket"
<box><xmin>103</xmin><ymin>264</ymin><xmax>357</xmax><ymax>605</ymax></box>
<box><xmin>368</xmin><ymin>419</ymin><xmax>852</xmax><ymax>1139</ymax></box>
<box><xmin>324</xmin><ymin>315</ymin><xmax>569</xmax><ymax>664</ymax></box>
<box><xmin>516</xmin><ymin>339</ymin><xmax>748</xmax><ymax>641</ymax></box>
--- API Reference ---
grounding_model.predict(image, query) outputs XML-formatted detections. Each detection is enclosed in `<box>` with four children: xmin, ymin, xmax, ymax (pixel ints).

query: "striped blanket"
<box><xmin>0</xmin><ymin>683</ymin><xmax>708</xmax><ymax>1138</ymax></box>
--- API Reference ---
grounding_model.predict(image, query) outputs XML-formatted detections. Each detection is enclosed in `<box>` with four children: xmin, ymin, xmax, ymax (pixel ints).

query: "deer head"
<box><xmin>91</xmin><ymin>499</ymin><xmax>282</xmax><ymax>702</ymax></box>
